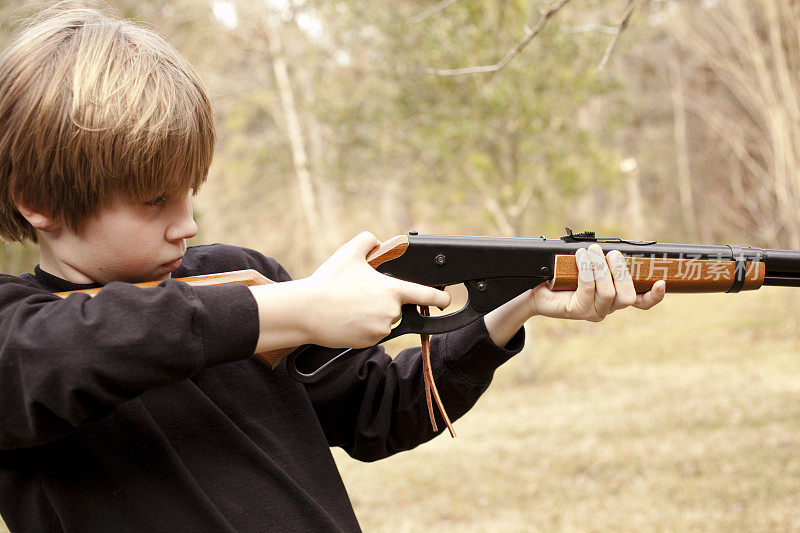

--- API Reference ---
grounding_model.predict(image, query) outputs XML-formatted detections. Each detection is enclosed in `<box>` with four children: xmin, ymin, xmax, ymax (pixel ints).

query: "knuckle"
<box><xmin>369</xmin><ymin>323</ymin><xmax>391</xmax><ymax>339</ymax></box>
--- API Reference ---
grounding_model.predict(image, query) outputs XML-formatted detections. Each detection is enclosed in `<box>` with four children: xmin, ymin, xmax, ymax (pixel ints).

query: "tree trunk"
<box><xmin>667</xmin><ymin>49</ymin><xmax>700</xmax><ymax>240</ymax></box>
<box><xmin>264</xmin><ymin>12</ymin><xmax>324</xmax><ymax>262</ymax></box>
<box><xmin>624</xmin><ymin>161</ymin><xmax>644</xmax><ymax>237</ymax></box>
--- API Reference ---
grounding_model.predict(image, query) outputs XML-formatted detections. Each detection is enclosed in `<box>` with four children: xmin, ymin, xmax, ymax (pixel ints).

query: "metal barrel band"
<box><xmin>726</xmin><ymin>245</ymin><xmax>763</xmax><ymax>293</ymax></box>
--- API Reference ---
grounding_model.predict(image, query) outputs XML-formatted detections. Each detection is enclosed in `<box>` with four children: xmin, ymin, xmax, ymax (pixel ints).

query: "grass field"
<box><xmin>2</xmin><ymin>289</ymin><xmax>799</xmax><ymax>531</ymax></box>
<box><xmin>334</xmin><ymin>288</ymin><xmax>800</xmax><ymax>531</ymax></box>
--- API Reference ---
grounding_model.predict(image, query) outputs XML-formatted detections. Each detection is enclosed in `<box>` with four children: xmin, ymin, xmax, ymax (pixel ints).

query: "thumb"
<box><xmin>313</xmin><ymin>232</ymin><xmax>380</xmax><ymax>278</ymax></box>
<box><xmin>329</xmin><ymin>232</ymin><xmax>380</xmax><ymax>263</ymax></box>
<box><xmin>346</xmin><ymin>231</ymin><xmax>381</xmax><ymax>260</ymax></box>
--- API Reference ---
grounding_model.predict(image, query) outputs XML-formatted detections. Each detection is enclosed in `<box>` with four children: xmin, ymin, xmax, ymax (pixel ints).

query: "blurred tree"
<box><xmin>676</xmin><ymin>0</ymin><xmax>800</xmax><ymax>248</ymax></box>
<box><xmin>610</xmin><ymin>0</ymin><xmax>800</xmax><ymax>247</ymax></box>
<box><xmin>298</xmin><ymin>0</ymin><xmax>627</xmax><ymax>240</ymax></box>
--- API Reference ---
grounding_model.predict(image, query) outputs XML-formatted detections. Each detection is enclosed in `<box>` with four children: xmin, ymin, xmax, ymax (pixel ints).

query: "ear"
<box><xmin>16</xmin><ymin>203</ymin><xmax>62</xmax><ymax>233</ymax></box>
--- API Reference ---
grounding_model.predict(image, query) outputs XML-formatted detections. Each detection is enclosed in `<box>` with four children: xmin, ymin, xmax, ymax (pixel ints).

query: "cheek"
<box><xmin>96</xmin><ymin>223</ymin><xmax>162</xmax><ymax>264</ymax></box>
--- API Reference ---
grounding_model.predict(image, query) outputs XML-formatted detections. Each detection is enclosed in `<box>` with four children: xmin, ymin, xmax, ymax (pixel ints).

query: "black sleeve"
<box><xmin>174</xmin><ymin>246</ymin><xmax>524</xmax><ymax>463</ymax></box>
<box><xmin>0</xmin><ymin>278</ymin><xmax>259</xmax><ymax>450</ymax></box>
<box><xmin>305</xmin><ymin>318</ymin><xmax>525</xmax><ymax>462</ymax></box>
<box><xmin>238</xmin><ymin>251</ymin><xmax>526</xmax><ymax>462</ymax></box>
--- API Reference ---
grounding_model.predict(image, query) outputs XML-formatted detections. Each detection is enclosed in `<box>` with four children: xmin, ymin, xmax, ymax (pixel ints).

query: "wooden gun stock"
<box><xmin>54</xmin><ymin>269</ymin><xmax>293</xmax><ymax>369</ymax></box>
<box><xmin>53</xmin><ymin>269</ymin><xmax>274</xmax><ymax>298</ymax></box>
<box><xmin>366</xmin><ymin>234</ymin><xmax>410</xmax><ymax>268</ymax></box>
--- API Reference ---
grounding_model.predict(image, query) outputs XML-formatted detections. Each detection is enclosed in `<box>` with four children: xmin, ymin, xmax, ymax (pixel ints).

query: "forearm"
<box><xmin>308</xmin><ymin>319</ymin><xmax>525</xmax><ymax>460</ymax></box>
<box><xmin>0</xmin><ymin>280</ymin><xmax>257</xmax><ymax>449</ymax></box>
<box><xmin>250</xmin><ymin>280</ymin><xmax>316</xmax><ymax>354</ymax></box>
<box><xmin>483</xmin><ymin>289</ymin><xmax>533</xmax><ymax>348</ymax></box>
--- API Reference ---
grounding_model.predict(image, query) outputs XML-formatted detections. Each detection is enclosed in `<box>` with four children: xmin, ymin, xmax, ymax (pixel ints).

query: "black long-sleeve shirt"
<box><xmin>0</xmin><ymin>244</ymin><xmax>524</xmax><ymax>532</ymax></box>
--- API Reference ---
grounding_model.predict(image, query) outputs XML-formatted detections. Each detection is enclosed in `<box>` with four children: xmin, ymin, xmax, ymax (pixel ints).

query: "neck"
<box><xmin>37</xmin><ymin>234</ymin><xmax>95</xmax><ymax>284</ymax></box>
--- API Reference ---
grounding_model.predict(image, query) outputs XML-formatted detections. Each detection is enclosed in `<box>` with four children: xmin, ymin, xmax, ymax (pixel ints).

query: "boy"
<box><xmin>0</xmin><ymin>6</ymin><xmax>665</xmax><ymax>532</ymax></box>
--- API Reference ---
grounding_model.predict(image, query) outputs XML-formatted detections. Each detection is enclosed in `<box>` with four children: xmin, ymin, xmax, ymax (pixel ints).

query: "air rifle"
<box><xmin>55</xmin><ymin>228</ymin><xmax>800</xmax><ymax>384</ymax></box>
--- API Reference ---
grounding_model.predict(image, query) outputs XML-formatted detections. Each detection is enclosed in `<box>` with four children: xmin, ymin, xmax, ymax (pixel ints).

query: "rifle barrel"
<box><xmin>762</xmin><ymin>249</ymin><xmax>800</xmax><ymax>287</ymax></box>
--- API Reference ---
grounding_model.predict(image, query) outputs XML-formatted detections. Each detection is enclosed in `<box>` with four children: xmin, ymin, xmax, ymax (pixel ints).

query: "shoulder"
<box><xmin>0</xmin><ymin>272</ymin><xmax>47</xmax><ymax>291</ymax></box>
<box><xmin>0</xmin><ymin>273</ymin><xmax>55</xmax><ymax>306</ymax></box>
<box><xmin>176</xmin><ymin>244</ymin><xmax>293</xmax><ymax>282</ymax></box>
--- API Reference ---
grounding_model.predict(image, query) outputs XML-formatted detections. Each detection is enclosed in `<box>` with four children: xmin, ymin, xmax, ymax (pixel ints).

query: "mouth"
<box><xmin>161</xmin><ymin>257</ymin><xmax>183</xmax><ymax>271</ymax></box>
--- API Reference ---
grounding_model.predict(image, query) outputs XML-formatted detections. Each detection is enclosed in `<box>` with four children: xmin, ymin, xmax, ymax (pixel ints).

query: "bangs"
<box><xmin>113</xmin><ymin>103</ymin><xmax>214</xmax><ymax>204</ymax></box>
<box><xmin>65</xmin><ymin>18</ymin><xmax>216</xmax><ymax>207</ymax></box>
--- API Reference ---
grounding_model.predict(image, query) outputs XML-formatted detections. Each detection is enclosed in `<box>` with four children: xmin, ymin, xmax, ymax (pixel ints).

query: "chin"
<box><xmin>118</xmin><ymin>271</ymin><xmax>171</xmax><ymax>284</ymax></box>
<box><xmin>146</xmin><ymin>272</ymin><xmax>173</xmax><ymax>283</ymax></box>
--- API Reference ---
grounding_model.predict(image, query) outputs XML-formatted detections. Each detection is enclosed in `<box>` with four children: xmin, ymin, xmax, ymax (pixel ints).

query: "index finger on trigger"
<box><xmin>395</xmin><ymin>278</ymin><xmax>452</xmax><ymax>309</ymax></box>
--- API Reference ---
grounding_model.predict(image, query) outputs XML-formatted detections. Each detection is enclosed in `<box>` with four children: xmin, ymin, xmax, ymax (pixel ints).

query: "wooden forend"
<box><xmin>547</xmin><ymin>255</ymin><xmax>766</xmax><ymax>293</ymax></box>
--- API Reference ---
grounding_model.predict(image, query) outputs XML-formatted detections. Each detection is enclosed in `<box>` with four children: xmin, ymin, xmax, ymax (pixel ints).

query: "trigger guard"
<box><xmin>380</xmin><ymin>303</ymin><xmax>483</xmax><ymax>343</ymax></box>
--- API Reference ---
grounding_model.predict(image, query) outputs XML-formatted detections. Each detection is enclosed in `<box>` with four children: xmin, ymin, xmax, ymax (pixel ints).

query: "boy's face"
<box><xmin>38</xmin><ymin>189</ymin><xmax>198</xmax><ymax>285</ymax></box>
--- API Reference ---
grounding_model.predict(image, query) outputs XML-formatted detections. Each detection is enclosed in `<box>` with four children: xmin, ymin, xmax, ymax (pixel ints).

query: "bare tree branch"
<box><xmin>409</xmin><ymin>0</ymin><xmax>462</xmax><ymax>25</ymax></box>
<box><xmin>464</xmin><ymin>168</ymin><xmax>516</xmax><ymax>236</ymax></box>
<box><xmin>427</xmin><ymin>0</ymin><xmax>573</xmax><ymax>76</ymax></box>
<box><xmin>562</xmin><ymin>24</ymin><xmax>618</xmax><ymax>35</ymax></box>
<box><xmin>596</xmin><ymin>0</ymin><xmax>637</xmax><ymax>70</ymax></box>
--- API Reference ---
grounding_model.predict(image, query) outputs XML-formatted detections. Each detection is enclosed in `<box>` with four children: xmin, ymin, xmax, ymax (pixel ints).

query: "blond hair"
<box><xmin>0</xmin><ymin>5</ymin><xmax>215</xmax><ymax>243</ymax></box>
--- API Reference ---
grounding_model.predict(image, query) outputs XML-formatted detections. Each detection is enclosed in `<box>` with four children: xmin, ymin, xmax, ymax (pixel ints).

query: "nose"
<box><xmin>165</xmin><ymin>193</ymin><xmax>198</xmax><ymax>243</ymax></box>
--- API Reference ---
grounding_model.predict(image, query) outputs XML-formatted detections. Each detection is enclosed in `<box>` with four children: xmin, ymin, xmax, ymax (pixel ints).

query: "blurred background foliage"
<box><xmin>1</xmin><ymin>0</ymin><xmax>798</xmax><ymax>276</ymax></box>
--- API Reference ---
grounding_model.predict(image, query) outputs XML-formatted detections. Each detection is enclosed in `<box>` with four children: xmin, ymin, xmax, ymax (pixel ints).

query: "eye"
<box><xmin>143</xmin><ymin>194</ymin><xmax>169</xmax><ymax>208</ymax></box>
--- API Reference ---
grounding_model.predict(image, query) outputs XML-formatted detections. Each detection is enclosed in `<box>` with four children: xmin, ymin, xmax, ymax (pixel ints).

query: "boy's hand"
<box><xmin>252</xmin><ymin>232</ymin><xmax>450</xmax><ymax>354</ymax></box>
<box><xmin>529</xmin><ymin>243</ymin><xmax>665</xmax><ymax>321</ymax></box>
<box><xmin>483</xmin><ymin>243</ymin><xmax>666</xmax><ymax>348</ymax></box>
<box><xmin>300</xmin><ymin>232</ymin><xmax>451</xmax><ymax>348</ymax></box>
